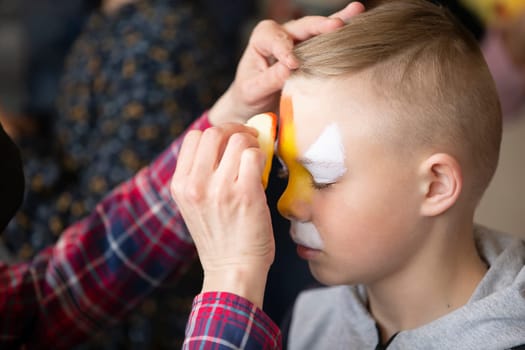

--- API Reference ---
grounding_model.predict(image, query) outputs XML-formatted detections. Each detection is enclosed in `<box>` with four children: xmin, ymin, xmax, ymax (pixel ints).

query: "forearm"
<box><xmin>0</xmin><ymin>113</ymin><xmax>212</xmax><ymax>349</ymax></box>
<box><xmin>208</xmin><ymin>86</ymin><xmax>247</xmax><ymax>125</ymax></box>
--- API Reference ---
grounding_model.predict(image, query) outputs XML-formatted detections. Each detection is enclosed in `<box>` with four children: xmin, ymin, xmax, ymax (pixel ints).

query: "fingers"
<box><xmin>241</xmin><ymin>61</ymin><xmax>291</xmax><ymax>104</ymax></box>
<box><xmin>216</xmin><ymin>132</ymin><xmax>259</xmax><ymax>186</ymax></box>
<box><xmin>208</xmin><ymin>2</ymin><xmax>365</xmax><ymax>126</ymax></box>
<box><xmin>174</xmin><ymin>130</ymin><xmax>201</xmax><ymax>177</ymax></box>
<box><xmin>250</xmin><ymin>2</ymin><xmax>365</xmax><ymax>69</ymax></box>
<box><xmin>283</xmin><ymin>2</ymin><xmax>365</xmax><ymax>40</ymax></box>
<box><xmin>191</xmin><ymin>128</ymin><xmax>229</xmax><ymax>176</ymax></box>
<box><xmin>283</xmin><ymin>16</ymin><xmax>343</xmax><ymax>41</ymax></box>
<box><xmin>238</xmin><ymin>148</ymin><xmax>266</xmax><ymax>192</ymax></box>
<box><xmin>249</xmin><ymin>20</ymin><xmax>299</xmax><ymax>69</ymax></box>
<box><xmin>175</xmin><ymin>123</ymin><xmax>259</xmax><ymax>181</ymax></box>
<box><xmin>329</xmin><ymin>2</ymin><xmax>366</xmax><ymax>21</ymax></box>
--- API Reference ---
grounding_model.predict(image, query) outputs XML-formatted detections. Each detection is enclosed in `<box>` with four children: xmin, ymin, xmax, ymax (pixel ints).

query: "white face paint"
<box><xmin>301</xmin><ymin>123</ymin><xmax>347</xmax><ymax>184</ymax></box>
<box><xmin>286</xmin><ymin>123</ymin><xmax>347</xmax><ymax>251</ymax></box>
<box><xmin>291</xmin><ymin>221</ymin><xmax>324</xmax><ymax>250</ymax></box>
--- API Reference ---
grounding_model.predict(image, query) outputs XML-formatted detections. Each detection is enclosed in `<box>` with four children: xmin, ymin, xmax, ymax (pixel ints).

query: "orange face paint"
<box><xmin>277</xmin><ymin>95</ymin><xmax>315</xmax><ymax>218</ymax></box>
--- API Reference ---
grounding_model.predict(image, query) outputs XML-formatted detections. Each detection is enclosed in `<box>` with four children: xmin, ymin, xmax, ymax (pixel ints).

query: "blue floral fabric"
<box><xmin>5</xmin><ymin>0</ymin><xmax>235</xmax><ymax>348</ymax></box>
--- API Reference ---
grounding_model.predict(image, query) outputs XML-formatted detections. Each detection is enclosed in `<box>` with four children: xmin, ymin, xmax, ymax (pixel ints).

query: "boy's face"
<box><xmin>277</xmin><ymin>76</ymin><xmax>426</xmax><ymax>286</ymax></box>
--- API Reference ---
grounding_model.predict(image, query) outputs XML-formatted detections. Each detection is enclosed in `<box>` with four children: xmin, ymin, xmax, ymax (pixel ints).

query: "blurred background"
<box><xmin>0</xmin><ymin>0</ymin><xmax>524</xmax><ymax>349</ymax></box>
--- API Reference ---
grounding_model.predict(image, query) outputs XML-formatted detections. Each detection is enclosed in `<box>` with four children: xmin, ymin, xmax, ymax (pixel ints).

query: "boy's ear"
<box><xmin>419</xmin><ymin>153</ymin><xmax>462</xmax><ymax>217</ymax></box>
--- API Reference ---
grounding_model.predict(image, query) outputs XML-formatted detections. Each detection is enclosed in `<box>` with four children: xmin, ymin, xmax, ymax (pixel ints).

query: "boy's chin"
<box><xmin>308</xmin><ymin>262</ymin><xmax>357</xmax><ymax>287</ymax></box>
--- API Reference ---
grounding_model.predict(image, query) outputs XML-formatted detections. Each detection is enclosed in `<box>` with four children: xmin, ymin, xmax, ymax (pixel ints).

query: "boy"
<box><xmin>174</xmin><ymin>0</ymin><xmax>525</xmax><ymax>349</ymax></box>
<box><xmin>0</xmin><ymin>4</ymin><xmax>364</xmax><ymax>348</ymax></box>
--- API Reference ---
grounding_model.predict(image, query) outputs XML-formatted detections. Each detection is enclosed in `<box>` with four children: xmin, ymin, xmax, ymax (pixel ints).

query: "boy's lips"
<box><xmin>296</xmin><ymin>244</ymin><xmax>322</xmax><ymax>260</ymax></box>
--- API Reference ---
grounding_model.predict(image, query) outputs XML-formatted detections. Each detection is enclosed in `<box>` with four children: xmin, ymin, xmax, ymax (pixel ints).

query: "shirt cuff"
<box><xmin>186</xmin><ymin>291</ymin><xmax>282</xmax><ymax>349</ymax></box>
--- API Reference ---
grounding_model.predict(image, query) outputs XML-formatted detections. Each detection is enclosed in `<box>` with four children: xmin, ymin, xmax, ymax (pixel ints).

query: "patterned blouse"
<box><xmin>5</xmin><ymin>0</ymin><xmax>235</xmax><ymax>347</ymax></box>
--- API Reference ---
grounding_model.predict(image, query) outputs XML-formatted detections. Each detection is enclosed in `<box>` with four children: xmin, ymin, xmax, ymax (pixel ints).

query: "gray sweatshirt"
<box><xmin>288</xmin><ymin>226</ymin><xmax>525</xmax><ymax>350</ymax></box>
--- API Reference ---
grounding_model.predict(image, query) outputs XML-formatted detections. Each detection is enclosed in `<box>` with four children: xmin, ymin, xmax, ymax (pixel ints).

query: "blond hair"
<box><xmin>293</xmin><ymin>0</ymin><xmax>502</xmax><ymax>202</ymax></box>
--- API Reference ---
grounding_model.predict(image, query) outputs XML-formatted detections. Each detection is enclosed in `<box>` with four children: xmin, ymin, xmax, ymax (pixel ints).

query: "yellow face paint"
<box><xmin>277</xmin><ymin>95</ymin><xmax>314</xmax><ymax>218</ymax></box>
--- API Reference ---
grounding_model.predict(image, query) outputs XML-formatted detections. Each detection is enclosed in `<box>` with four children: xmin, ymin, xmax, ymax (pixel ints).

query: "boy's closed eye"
<box><xmin>309</xmin><ymin>180</ymin><xmax>334</xmax><ymax>190</ymax></box>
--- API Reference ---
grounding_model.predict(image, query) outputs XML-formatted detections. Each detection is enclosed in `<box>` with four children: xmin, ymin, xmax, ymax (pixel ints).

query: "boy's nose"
<box><xmin>277</xmin><ymin>184</ymin><xmax>312</xmax><ymax>221</ymax></box>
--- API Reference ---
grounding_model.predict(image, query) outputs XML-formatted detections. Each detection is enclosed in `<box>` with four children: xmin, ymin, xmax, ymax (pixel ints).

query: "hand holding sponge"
<box><xmin>245</xmin><ymin>113</ymin><xmax>277</xmax><ymax>189</ymax></box>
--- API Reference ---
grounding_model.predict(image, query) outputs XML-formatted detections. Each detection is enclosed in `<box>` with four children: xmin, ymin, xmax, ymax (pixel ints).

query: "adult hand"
<box><xmin>208</xmin><ymin>1</ymin><xmax>365</xmax><ymax>125</ymax></box>
<box><xmin>171</xmin><ymin>124</ymin><xmax>274</xmax><ymax>308</ymax></box>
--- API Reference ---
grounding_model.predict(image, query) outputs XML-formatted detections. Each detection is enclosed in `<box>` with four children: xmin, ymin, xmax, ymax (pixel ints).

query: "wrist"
<box><xmin>208</xmin><ymin>87</ymin><xmax>246</xmax><ymax>126</ymax></box>
<box><xmin>202</xmin><ymin>266</ymin><xmax>269</xmax><ymax>309</ymax></box>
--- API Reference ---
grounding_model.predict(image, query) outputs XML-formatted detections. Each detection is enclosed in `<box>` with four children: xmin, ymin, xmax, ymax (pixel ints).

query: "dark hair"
<box><xmin>0</xmin><ymin>123</ymin><xmax>25</xmax><ymax>232</ymax></box>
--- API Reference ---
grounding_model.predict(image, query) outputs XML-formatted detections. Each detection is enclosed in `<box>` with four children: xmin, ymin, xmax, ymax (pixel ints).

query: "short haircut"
<box><xmin>292</xmin><ymin>0</ymin><xmax>502</xmax><ymax>202</ymax></box>
<box><xmin>0</xmin><ymin>122</ymin><xmax>25</xmax><ymax>232</ymax></box>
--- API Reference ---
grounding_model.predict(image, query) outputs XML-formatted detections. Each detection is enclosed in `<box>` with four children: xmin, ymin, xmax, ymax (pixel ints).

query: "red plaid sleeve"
<box><xmin>0</xmin><ymin>113</ymin><xmax>212</xmax><ymax>349</ymax></box>
<box><xmin>184</xmin><ymin>292</ymin><xmax>282</xmax><ymax>350</ymax></box>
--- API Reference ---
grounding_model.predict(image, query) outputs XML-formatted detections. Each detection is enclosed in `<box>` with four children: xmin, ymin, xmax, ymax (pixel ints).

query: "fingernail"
<box><xmin>286</xmin><ymin>54</ymin><xmax>299</xmax><ymax>69</ymax></box>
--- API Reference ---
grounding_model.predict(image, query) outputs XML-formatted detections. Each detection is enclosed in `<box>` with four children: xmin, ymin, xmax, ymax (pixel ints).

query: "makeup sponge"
<box><xmin>245</xmin><ymin>112</ymin><xmax>277</xmax><ymax>189</ymax></box>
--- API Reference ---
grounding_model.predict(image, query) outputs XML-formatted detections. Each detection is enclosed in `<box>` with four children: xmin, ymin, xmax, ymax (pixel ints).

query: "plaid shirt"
<box><xmin>0</xmin><ymin>113</ymin><xmax>211</xmax><ymax>349</ymax></box>
<box><xmin>184</xmin><ymin>292</ymin><xmax>282</xmax><ymax>349</ymax></box>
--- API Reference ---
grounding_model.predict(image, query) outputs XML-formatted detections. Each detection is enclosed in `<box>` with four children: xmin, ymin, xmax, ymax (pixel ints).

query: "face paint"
<box><xmin>277</xmin><ymin>95</ymin><xmax>324</xmax><ymax>250</ymax></box>
<box><xmin>301</xmin><ymin>123</ymin><xmax>347</xmax><ymax>184</ymax></box>
<box><xmin>277</xmin><ymin>95</ymin><xmax>315</xmax><ymax>216</ymax></box>
<box><xmin>291</xmin><ymin>221</ymin><xmax>324</xmax><ymax>250</ymax></box>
